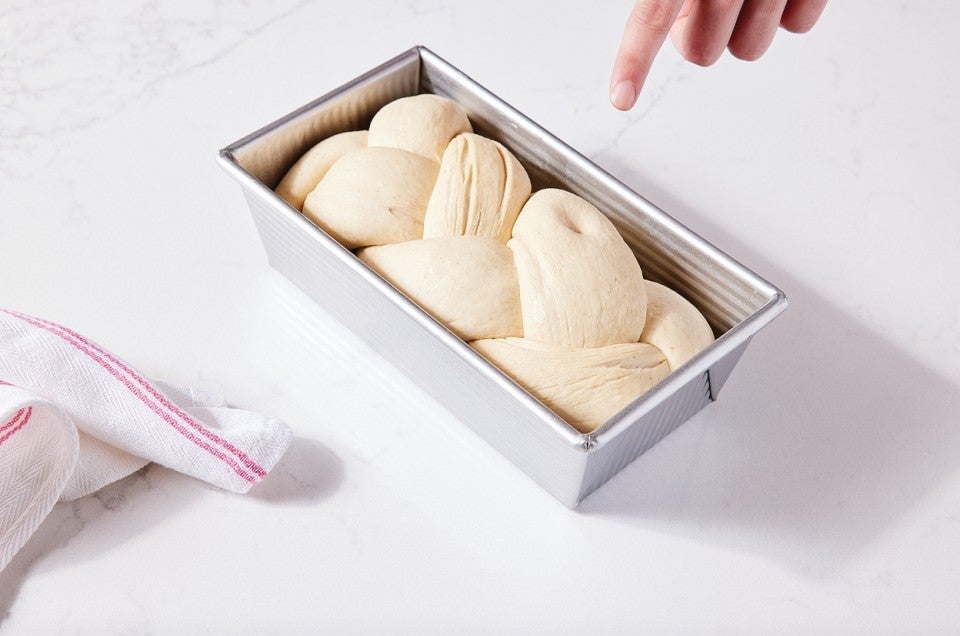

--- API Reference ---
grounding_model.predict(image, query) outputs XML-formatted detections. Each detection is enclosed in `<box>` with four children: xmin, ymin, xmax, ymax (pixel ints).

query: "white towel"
<box><xmin>0</xmin><ymin>308</ymin><xmax>292</xmax><ymax>570</ymax></box>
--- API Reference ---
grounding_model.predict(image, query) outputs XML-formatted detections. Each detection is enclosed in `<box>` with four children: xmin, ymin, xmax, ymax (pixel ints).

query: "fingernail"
<box><xmin>610</xmin><ymin>80</ymin><xmax>637</xmax><ymax>111</ymax></box>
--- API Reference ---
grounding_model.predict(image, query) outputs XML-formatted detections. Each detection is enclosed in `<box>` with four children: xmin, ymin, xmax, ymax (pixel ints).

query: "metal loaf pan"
<box><xmin>218</xmin><ymin>46</ymin><xmax>788</xmax><ymax>508</ymax></box>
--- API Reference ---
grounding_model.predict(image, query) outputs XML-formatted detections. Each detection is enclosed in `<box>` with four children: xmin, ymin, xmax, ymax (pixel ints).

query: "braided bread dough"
<box><xmin>277</xmin><ymin>94</ymin><xmax>715</xmax><ymax>433</ymax></box>
<box><xmin>368</xmin><ymin>94</ymin><xmax>472</xmax><ymax>162</ymax></box>
<box><xmin>275</xmin><ymin>130</ymin><xmax>368</xmax><ymax>211</ymax></box>
<box><xmin>471</xmin><ymin>338</ymin><xmax>670</xmax><ymax>433</ymax></box>
<box><xmin>358</xmin><ymin>237</ymin><xmax>522</xmax><ymax>341</ymax></box>
<box><xmin>508</xmin><ymin>189</ymin><xmax>648</xmax><ymax>349</ymax></box>
<box><xmin>302</xmin><ymin>147</ymin><xmax>438</xmax><ymax>249</ymax></box>
<box><xmin>640</xmin><ymin>280</ymin><xmax>716</xmax><ymax>372</ymax></box>
<box><xmin>423</xmin><ymin>132</ymin><xmax>531</xmax><ymax>243</ymax></box>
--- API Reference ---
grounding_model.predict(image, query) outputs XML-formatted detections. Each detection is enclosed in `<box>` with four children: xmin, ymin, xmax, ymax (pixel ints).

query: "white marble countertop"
<box><xmin>2</xmin><ymin>1</ymin><xmax>959</xmax><ymax>632</ymax></box>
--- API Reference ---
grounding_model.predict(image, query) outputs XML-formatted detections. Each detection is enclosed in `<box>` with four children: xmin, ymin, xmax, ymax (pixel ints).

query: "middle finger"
<box><xmin>670</xmin><ymin>0</ymin><xmax>747</xmax><ymax>66</ymax></box>
<box><xmin>728</xmin><ymin>0</ymin><xmax>789</xmax><ymax>60</ymax></box>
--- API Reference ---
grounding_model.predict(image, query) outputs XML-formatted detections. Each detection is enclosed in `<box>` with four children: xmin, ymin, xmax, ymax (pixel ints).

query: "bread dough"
<box><xmin>358</xmin><ymin>237</ymin><xmax>522</xmax><ymax>341</ymax></box>
<box><xmin>368</xmin><ymin>94</ymin><xmax>472</xmax><ymax>163</ymax></box>
<box><xmin>274</xmin><ymin>130</ymin><xmax>368</xmax><ymax>211</ymax></box>
<box><xmin>422</xmin><ymin>133</ymin><xmax>531</xmax><ymax>243</ymax></box>
<box><xmin>640</xmin><ymin>280</ymin><xmax>715</xmax><ymax>371</ymax></box>
<box><xmin>507</xmin><ymin>189</ymin><xmax>647</xmax><ymax>348</ymax></box>
<box><xmin>471</xmin><ymin>337</ymin><xmax>670</xmax><ymax>433</ymax></box>
<box><xmin>281</xmin><ymin>95</ymin><xmax>717</xmax><ymax>434</ymax></box>
<box><xmin>302</xmin><ymin>147</ymin><xmax>438</xmax><ymax>249</ymax></box>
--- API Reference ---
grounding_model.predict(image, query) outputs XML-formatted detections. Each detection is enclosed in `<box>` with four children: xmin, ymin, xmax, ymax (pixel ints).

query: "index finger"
<box><xmin>611</xmin><ymin>0</ymin><xmax>686</xmax><ymax>110</ymax></box>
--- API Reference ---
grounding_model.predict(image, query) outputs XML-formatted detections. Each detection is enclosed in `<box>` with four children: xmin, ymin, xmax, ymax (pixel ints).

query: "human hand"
<box><xmin>610</xmin><ymin>0</ymin><xmax>828</xmax><ymax>110</ymax></box>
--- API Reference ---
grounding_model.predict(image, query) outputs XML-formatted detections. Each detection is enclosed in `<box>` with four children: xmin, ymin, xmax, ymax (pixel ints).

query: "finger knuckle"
<box><xmin>715</xmin><ymin>0</ymin><xmax>741</xmax><ymax>14</ymax></box>
<box><xmin>628</xmin><ymin>1</ymin><xmax>676</xmax><ymax>33</ymax></box>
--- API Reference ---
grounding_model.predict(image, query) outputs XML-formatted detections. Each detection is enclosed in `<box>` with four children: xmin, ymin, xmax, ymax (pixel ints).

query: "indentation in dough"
<box><xmin>507</xmin><ymin>189</ymin><xmax>647</xmax><ymax>348</ymax></box>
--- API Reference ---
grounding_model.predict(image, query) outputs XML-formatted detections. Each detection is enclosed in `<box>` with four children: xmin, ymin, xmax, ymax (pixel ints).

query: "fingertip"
<box><xmin>780</xmin><ymin>0</ymin><xmax>828</xmax><ymax>34</ymax></box>
<box><xmin>610</xmin><ymin>80</ymin><xmax>638</xmax><ymax>111</ymax></box>
<box><xmin>672</xmin><ymin>34</ymin><xmax>724</xmax><ymax>67</ymax></box>
<box><xmin>780</xmin><ymin>17</ymin><xmax>815</xmax><ymax>33</ymax></box>
<box><xmin>682</xmin><ymin>46</ymin><xmax>722</xmax><ymax>67</ymax></box>
<box><xmin>727</xmin><ymin>33</ymin><xmax>772</xmax><ymax>61</ymax></box>
<box><xmin>728</xmin><ymin>45</ymin><xmax>765</xmax><ymax>62</ymax></box>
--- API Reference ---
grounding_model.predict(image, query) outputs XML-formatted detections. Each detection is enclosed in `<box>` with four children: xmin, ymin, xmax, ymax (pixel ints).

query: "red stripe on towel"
<box><xmin>0</xmin><ymin>407</ymin><xmax>32</xmax><ymax>448</ymax></box>
<box><xmin>1</xmin><ymin>310</ymin><xmax>258</xmax><ymax>484</ymax></box>
<box><xmin>27</xmin><ymin>314</ymin><xmax>267</xmax><ymax>478</ymax></box>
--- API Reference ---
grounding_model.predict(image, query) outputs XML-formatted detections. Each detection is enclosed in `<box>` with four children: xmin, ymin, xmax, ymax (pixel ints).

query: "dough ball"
<box><xmin>507</xmin><ymin>189</ymin><xmax>647</xmax><ymax>349</ymax></box>
<box><xmin>358</xmin><ymin>236</ymin><xmax>522</xmax><ymax>341</ymax></box>
<box><xmin>422</xmin><ymin>133</ymin><xmax>531</xmax><ymax>244</ymax></box>
<box><xmin>274</xmin><ymin>130</ymin><xmax>368</xmax><ymax>211</ymax></box>
<box><xmin>302</xmin><ymin>147</ymin><xmax>438</xmax><ymax>249</ymax></box>
<box><xmin>368</xmin><ymin>94</ymin><xmax>472</xmax><ymax>163</ymax></box>
<box><xmin>471</xmin><ymin>337</ymin><xmax>670</xmax><ymax>433</ymax></box>
<box><xmin>640</xmin><ymin>281</ymin><xmax>715</xmax><ymax>371</ymax></box>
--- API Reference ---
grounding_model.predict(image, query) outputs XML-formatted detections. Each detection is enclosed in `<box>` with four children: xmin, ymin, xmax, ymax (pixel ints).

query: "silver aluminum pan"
<box><xmin>218</xmin><ymin>46</ymin><xmax>788</xmax><ymax>507</ymax></box>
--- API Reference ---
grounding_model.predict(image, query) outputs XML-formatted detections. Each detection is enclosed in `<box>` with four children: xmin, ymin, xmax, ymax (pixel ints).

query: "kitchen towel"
<box><xmin>0</xmin><ymin>307</ymin><xmax>292</xmax><ymax>571</ymax></box>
